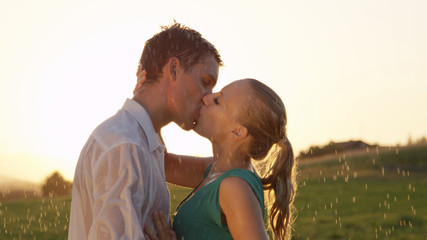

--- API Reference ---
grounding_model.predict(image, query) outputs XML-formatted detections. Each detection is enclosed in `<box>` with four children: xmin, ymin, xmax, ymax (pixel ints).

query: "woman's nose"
<box><xmin>202</xmin><ymin>94</ymin><xmax>212</xmax><ymax>106</ymax></box>
<box><xmin>202</xmin><ymin>92</ymin><xmax>220</xmax><ymax>106</ymax></box>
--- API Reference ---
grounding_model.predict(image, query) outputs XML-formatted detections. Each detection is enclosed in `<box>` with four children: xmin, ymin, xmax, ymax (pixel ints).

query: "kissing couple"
<box><xmin>68</xmin><ymin>22</ymin><xmax>297</xmax><ymax>240</ymax></box>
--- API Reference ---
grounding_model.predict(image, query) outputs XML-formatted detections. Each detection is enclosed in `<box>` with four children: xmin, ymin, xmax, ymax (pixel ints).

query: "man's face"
<box><xmin>171</xmin><ymin>55</ymin><xmax>219</xmax><ymax>131</ymax></box>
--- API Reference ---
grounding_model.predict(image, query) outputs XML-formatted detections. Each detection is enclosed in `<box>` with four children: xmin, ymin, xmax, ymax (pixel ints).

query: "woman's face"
<box><xmin>194</xmin><ymin>80</ymin><xmax>252</xmax><ymax>142</ymax></box>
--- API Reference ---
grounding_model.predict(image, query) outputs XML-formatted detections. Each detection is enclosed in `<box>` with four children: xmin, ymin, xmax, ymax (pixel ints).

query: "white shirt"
<box><xmin>68</xmin><ymin>99</ymin><xmax>170</xmax><ymax>240</ymax></box>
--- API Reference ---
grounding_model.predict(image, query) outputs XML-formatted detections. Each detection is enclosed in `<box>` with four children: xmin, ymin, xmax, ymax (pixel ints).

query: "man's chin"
<box><xmin>178</xmin><ymin>121</ymin><xmax>196</xmax><ymax>131</ymax></box>
<box><xmin>192</xmin><ymin>126</ymin><xmax>200</xmax><ymax>134</ymax></box>
<box><xmin>191</xmin><ymin>124</ymin><xmax>200</xmax><ymax>133</ymax></box>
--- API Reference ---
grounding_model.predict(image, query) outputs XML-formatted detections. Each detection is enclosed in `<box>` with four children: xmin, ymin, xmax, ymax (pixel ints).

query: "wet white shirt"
<box><xmin>68</xmin><ymin>98</ymin><xmax>170</xmax><ymax>240</ymax></box>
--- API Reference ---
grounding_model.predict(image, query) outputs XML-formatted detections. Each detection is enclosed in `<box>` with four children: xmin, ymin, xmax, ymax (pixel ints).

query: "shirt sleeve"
<box><xmin>88</xmin><ymin>142</ymin><xmax>149</xmax><ymax>240</ymax></box>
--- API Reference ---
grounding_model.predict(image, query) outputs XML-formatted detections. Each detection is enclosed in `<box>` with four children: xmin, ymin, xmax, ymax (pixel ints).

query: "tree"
<box><xmin>41</xmin><ymin>171</ymin><xmax>72</xmax><ymax>197</ymax></box>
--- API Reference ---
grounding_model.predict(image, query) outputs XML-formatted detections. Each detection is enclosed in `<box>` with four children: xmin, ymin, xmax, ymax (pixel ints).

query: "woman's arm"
<box><xmin>219</xmin><ymin>177</ymin><xmax>269</xmax><ymax>240</ymax></box>
<box><xmin>164</xmin><ymin>153</ymin><xmax>213</xmax><ymax>188</ymax></box>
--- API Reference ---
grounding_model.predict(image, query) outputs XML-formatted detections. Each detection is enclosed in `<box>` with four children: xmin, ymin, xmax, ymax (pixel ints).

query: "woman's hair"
<box><xmin>238</xmin><ymin>79</ymin><xmax>297</xmax><ymax>240</ymax></box>
<box><xmin>138</xmin><ymin>22</ymin><xmax>223</xmax><ymax>83</ymax></box>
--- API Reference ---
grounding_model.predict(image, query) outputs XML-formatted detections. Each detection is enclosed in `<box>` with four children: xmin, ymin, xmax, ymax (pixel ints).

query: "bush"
<box><xmin>41</xmin><ymin>171</ymin><xmax>72</xmax><ymax>197</ymax></box>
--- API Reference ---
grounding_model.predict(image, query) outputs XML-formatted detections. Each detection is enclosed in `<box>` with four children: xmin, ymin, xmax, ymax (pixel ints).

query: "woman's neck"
<box><xmin>210</xmin><ymin>143</ymin><xmax>252</xmax><ymax>174</ymax></box>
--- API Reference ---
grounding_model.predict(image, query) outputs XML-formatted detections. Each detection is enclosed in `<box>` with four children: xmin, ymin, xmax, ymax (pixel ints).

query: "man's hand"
<box><xmin>144</xmin><ymin>211</ymin><xmax>177</xmax><ymax>240</ymax></box>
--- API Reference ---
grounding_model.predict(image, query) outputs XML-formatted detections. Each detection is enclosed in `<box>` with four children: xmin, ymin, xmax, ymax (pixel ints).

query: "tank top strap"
<box><xmin>203</xmin><ymin>163</ymin><xmax>214</xmax><ymax>179</ymax></box>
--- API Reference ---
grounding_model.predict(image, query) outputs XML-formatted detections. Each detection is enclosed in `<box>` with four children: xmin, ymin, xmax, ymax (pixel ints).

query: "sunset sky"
<box><xmin>1</xmin><ymin>0</ymin><xmax>426</xmax><ymax>183</ymax></box>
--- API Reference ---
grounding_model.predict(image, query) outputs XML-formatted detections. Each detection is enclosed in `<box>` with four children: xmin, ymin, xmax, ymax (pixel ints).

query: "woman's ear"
<box><xmin>230</xmin><ymin>125</ymin><xmax>249</xmax><ymax>140</ymax></box>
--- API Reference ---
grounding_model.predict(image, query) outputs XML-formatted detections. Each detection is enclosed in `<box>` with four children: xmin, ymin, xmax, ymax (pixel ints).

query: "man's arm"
<box><xmin>88</xmin><ymin>143</ymin><xmax>151</xmax><ymax>239</ymax></box>
<box><xmin>164</xmin><ymin>153</ymin><xmax>213</xmax><ymax>188</ymax></box>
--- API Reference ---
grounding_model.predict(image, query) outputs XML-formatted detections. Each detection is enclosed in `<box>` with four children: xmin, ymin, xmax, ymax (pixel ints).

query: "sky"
<box><xmin>1</xmin><ymin>0</ymin><xmax>426</xmax><ymax>183</ymax></box>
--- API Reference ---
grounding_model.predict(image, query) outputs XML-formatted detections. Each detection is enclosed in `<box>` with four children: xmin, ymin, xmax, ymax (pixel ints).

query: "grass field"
<box><xmin>293</xmin><ymin>144</ymin><xmax>427</xmax><ymax>240</ymax></box>
<box><xmin>0</xmin><ymin>197</ymin><xmax>71</xmax><ymax>240</ymax></box>
<box><xmin>0</xmin><ymin>144</ymin><xmax>426</xmax><ymax>239</ymax></box>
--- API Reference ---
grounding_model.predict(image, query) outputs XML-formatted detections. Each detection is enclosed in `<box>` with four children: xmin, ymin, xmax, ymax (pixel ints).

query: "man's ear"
<box><xmin>169</xmin><ymin>57</ymin><xmax>180</xmax><ymax>81</ymax></box>
<box><xmin>230</xmin><ymin>125</ymin><xmax>249</xmax><ymax>140</ymax></box>
<box><xmin>133</xmin><ymin>68</ymin><xmax>147</xmax><ymax>94</ymax></box>
<box><xmin>136</xmin><ymin>65</ymin><xmax>144</xmax><ymax>78</ymax></box>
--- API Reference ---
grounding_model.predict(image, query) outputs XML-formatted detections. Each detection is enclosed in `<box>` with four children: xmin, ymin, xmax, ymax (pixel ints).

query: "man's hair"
<box><xmin>138</xmin><ymin>22</ymin><xmax>223</xmax><ymax>83</ymax></box>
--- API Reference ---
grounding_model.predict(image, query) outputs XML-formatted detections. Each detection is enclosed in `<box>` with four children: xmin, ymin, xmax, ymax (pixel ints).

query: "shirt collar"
<box><xmin>122</xmin><ymin>98</ymin><xmax>164</xmax><ymax>152</ymax></box>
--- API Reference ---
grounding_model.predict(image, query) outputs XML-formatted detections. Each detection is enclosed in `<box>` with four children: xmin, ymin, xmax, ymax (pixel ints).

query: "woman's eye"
<box><xmin>213</xmin><ymin>98</ymin><xmax>219</xmax><ymax>105</ymax></box>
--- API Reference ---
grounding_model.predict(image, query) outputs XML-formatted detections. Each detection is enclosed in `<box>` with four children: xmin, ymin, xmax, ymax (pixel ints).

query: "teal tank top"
<box><xmin>172</xmin><ymin>164</ymin><xmax>265</xmax><ymax>239</ymax></box>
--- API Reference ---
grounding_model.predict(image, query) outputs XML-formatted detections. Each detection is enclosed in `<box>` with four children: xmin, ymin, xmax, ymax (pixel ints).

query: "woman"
<box><xmin>143</xmin><ymin>78</ymin><xmax>297</xmax><ymax>240</ymax></box>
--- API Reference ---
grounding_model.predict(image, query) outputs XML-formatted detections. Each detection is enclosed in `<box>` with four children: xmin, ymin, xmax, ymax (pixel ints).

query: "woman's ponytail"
<box><xmin>261</xmin><ymin>137</ymin><xmax>297</xmax><ymax>240</ymax></box>
<box><xmin>238</xmin><ymin>79</ymin><xmax>298</xmax><ymax>239</ymax></box>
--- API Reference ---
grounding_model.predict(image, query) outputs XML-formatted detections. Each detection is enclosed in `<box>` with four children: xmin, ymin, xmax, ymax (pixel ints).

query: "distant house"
<box><xmin>335</xmin><ymin>140</ymin><xmax>373</xmax><ymax>151</ymax></box>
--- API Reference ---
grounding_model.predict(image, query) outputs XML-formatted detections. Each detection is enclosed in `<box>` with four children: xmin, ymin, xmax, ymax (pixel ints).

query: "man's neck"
<box><xmin>132</xmin><ymin>84</ymin><xmax>171</xmax><ymax>133</ymax></box>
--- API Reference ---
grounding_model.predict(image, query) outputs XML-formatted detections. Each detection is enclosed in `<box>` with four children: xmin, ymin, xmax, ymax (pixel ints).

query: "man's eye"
<box><xmin>213</xmin><ymin>98</ymin><xmax>219</xmax><ymax>105</ymax></box>
<box><xmin>203</xmin><ymin>79</ymin><xmax>211</xmax><ymax>86</ymax></box>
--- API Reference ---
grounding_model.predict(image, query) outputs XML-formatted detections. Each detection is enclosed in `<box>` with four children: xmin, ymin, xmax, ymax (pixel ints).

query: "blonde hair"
<box><xmin>238</xmin><ymin>79</ymin><xmax>297</xmax><ymax>240</ymax></box>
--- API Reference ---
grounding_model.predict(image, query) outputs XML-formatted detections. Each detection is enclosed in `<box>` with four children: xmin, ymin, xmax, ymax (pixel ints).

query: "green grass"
<box><xmin>0</xmin><ymin>197</ymin><xmax>71</xmax><ymax>240</ymax></box>
<box><xmin>0</xmin><ymin>144</ymin><xmax>426</xmax><ymax>239</ymax></box>
<box><xmin>292</xmin><ymin>177</ymin><xmax>427</xmax><ymax>240</ymax></box>
<box><xmin>0</xmin><ymin>188</ymin><xmax>194</xmax><ymax>240</ymax></box>
<box><xmin>293</xmin><ymin>144</ymin><xmax>427</xmax><ymax>240</ymax></box>
<box><xmin>168</xmin><ymin>183</ymin><xmax>192</xmax><ymax>215</ymax></box>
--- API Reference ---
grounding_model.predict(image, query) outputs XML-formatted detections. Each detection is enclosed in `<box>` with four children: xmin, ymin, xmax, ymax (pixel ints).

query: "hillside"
<box><xmin>297</xmin><ymin>143</ymin><xmax>427</xmax><ymax>181</ymax></box>
<box><xmin>0</xmin><ymin>175</ymin><xmax>41</xmax><ymax>200</ymax></box>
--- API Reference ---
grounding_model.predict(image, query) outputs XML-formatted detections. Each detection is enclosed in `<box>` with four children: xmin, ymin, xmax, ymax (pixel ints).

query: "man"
<box><xmin>68</xmin><ymin>22</ymin><xmax>222</xmax><ymax>240</ymax></box>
